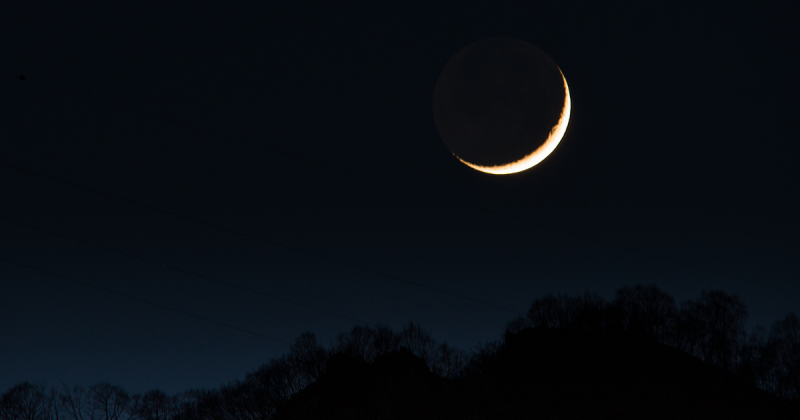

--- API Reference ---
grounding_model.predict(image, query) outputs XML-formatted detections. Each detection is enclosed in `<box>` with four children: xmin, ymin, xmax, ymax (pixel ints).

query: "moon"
<box><xmin>432</xmin><ymin>37</ymin><xmax>571</xmax><ymax>175</ymax></box>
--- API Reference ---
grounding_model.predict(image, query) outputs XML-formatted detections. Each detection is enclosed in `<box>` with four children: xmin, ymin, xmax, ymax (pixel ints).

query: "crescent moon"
<box><xmin>454</xmin><ymin>69</ymin><xmax>571</xmax><ymax>175</ymax></box>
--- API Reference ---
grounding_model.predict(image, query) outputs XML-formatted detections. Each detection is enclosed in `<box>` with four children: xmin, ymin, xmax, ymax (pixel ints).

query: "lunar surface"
<box><xmin>432</xmin><ymin>37</ymin><xmax>570</xmax><ymax>174</ymax></box>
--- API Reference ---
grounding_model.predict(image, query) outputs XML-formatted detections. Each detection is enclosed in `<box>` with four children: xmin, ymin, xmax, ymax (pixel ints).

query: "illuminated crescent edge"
<box><xmin>455</xmin><ymin>68</ymin><xmax>571</xmax><ymax>175</ymax></box>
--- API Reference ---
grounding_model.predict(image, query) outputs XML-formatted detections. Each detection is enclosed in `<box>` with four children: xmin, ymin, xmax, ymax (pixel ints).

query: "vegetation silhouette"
<box><xmin>2</xmin><ymin>284</ymin><xmax>798</xmax><ymax>419</ymax></box>
<box><xmin>273</xmin><ymin>326</ymin><xmax>797</xmax><ymax>419</ymax></box>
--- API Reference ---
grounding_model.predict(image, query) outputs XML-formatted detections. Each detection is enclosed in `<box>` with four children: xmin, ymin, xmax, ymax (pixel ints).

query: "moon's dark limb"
<box><xmin>433</xmin><ymin>37</ymin><xmax>566</xmax><ymax>168</ymax></box>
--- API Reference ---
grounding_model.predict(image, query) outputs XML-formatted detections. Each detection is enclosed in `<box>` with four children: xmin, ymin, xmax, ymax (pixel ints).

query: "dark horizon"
<box><xmin>3</xmin><ymin>282</ymin><xmax>799</xmax><ymax>419</ymax></box>
<box><xmin>2</xmin><ymin>0</ymin><xmax>798</xmax><ymax>401</ymax></box>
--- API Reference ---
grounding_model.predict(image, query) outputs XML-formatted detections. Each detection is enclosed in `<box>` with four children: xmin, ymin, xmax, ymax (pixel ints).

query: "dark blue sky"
<box><xmin>2</xmin><ymin>1</ymin><xmax>798</xmax><ymax>394</ymax></box>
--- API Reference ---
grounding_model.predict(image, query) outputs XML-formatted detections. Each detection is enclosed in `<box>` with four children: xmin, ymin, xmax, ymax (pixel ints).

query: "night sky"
<box><xmin>2</xmin><ymin>1</ymin><xmax>798</xmax><ymax>395</ymax></box>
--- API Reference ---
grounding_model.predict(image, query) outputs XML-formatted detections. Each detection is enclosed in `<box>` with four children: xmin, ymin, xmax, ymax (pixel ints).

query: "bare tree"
<box><xmin>1</xmin><ymin>382</ymin><xmax>51</xmax><ymax>420</ymax></box>
<box><xmin>331</xmin><ymin>325</ymin><xmax>375</xmax><ymax>363</ymax></box>
<box><xmin>88</xmin><ymin>383</ymin><xmax>129</xmax><ymax>420</ymax></box>
<box><xmin>129</xmin><ymin>390</ymin><xmax>177</xmax><ymax>420</ymax></box>
<box><xmin>287</xmin><ymin>332</ymin><xmax>327</xmax><ymax>387</ymax></box>
<box><xmin>701</xmin><ymin>290</ymin><xmax>748</xmax><ymax>371</ymax></box>
<box><xmin>168</xmin><ymin>390</ymin><xmax>201</xmax><ymax>420</ymax></box>
<box><xmin>398</xmin><ymin>321</ymin><xmax>438</xmax><ymax>369</ymax></box>
<box><xmin>611</xmin><ymin>284</ymin><xmax>678</xmax><ymax>344</ymax></box>
<box><xmin>568</xmin><ymin>290</ymin><xmax>609</xmax><ymax>332</ymax></box>
<box><xmin>58</xmin><ymin>386</ymin><xmax>93</xmax><ymax>420</ymax></box>
<box><xmin>183</xmin><ymin>389</ymin><xmax>224</xmax><ymax>420</ymax></box>
<box><xmin>504</xmin><ymin>315</ymin><xmax>532</xmax><ymax>336</ymax></box>
<box><xmin>738</xmin><ymin>324</ymin><xmax>781</xmax><ymax>394</ymax></box>
<box><xmin>523</xmin><ymin>291</ymin><xmax>610</xmax><ymax>332</ymax></box>
<box><xmin>431</xmin><ymin>342</ymin><xmax>468</xmax><ymax>379</ymax></box>
<box><xmin>242</xmin><ymin>355</ymin><xmax>304</xmax><ymax>417</ymax></box>
<box><xmin>674</xmin><ymin>290</ymin><xmax>748</xmax><ymax>372</ymax></box>
<box><xmin>768</xmin><ymin>312</ymin><xmax>800</xmax><ymax>400</ymax></box>
<box><xmin>525</xmin><ymin>293</ymin><xmax>572</xmax><ymax>328</ymax></box>
<box><xmin>369</xmin><ymin>323</ymin><xmax>401</xmax><ymax>359</ymax></box>
<box><xmin>215</xmin><ymin>381</ymin><xmax>263</xmax><ymax>420</ymax></box>
<box><xmin>737</xmin><ymin>314</ymin><xmax>800</xmax><ymax>399</ymax></box>
<box><xmin>461</xmin><ymin>340</ymin><xmax>504</xmax><ymax>381</ymax></box>
<box><xmin>45</xmin><ymin>388</ymin><xmax>61</xmax><ymax>420</ymax></box>
<box><xmin>675</xmin><ymin>299</ymin><xmax>705</xmax><ymax>359</ymax></box>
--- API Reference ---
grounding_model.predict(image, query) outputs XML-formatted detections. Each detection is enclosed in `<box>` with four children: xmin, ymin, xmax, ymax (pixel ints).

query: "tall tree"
<box><xmin>215</xmin><ymin>381</ymin><xmax>263</xmax><ymax>420</ymax></box>
<box><xmin>183</xmin><ymin>389</ymin><xmax>225</xmax><ymax>420</ymax></box>
<box><xmin>58</xmin><ymin>386</ymin><xmax>93</xmax><ymax>420</ymax></box>
<box><xmin>504</xmin><ymin>315</ymin><xmax>532</xmax><ymax>336</ymax></box>
<box><xmin>242</xmin><ymin>356</ymin><xmax>303</xmax><ymax>416</ymax></box>
<box><xmin>611</xmin><ymin>284</ymin><xmax>678</xmax><ymax>344</ymax></box>
<box><xmin>568</xmin><ymin>290</ymin><xmax>609</xmax><ymax>332</ymax></box>
<box><xmin>330</xmin><ymin>325</ymin><xmax>375</xmax><ymax>363</ymax></box>
<box><xmin>675</xmin><ymin>299</ymin><xmax>705</xmax><ymax>359</ymax></box>
<box><xmin>0</xmin><ymin>382</ymin><xmax>51</xmax><ymax>420</ymax></box>
<box><xmin>398</xmin><ymin>321</ymin><xmax>438</xmax><ymax>369</ymax></box>
<box><xmin>129</xmin><ymin>389</ymin><xmax>177</xmax><ymax>420</ymax></box>
<box><xmin>524</xmin><ymin>291</ymin><xmax>609</xmax><ymax>331</ymax></box>
<box><xmin>368</xmin><ymin>323</ymin><xmax>401</xmax><ymax>359</ymax></box>
<box><xmin>45</xmin><ymin>388</ymin><xmax>60</xmax><ymax>420</ymax></box>
<box><xmin>701</xmin><ymin>290</ymin><xmax>749</xmax><ymax>372</ymax></box>
<box><xmin>675</xmin><ymin>290</ymin><xmax>748</xmax><ymax>372</ymax></box>
<box><xmin>169</xmin><ymin>390</ymin><xmax>202</xmax><ymax>420</ymax></box>
<box><xmin>525</xmin><ymin>293</ymin><xmax>572</xmax><ymax>328</ymax></box>
<box><xmin>88</xmin><ymin>383</ymin><xmax>129</xmax><ymax>420</ymax></box>
<box><xmin>431</xmin><ymin>342</ymin><xmax>468</xmax><ymax>379</ymax></box>
<box><xmin>769</xmin><ymin>312</ymin><xmax>800</xmax><ymax>400</ymax></box>
<box><xmin>461</xmin><ymin>339</ymin><xmax>504</xmax><ymax>381</ymax></box>
<box><xmin>739</xmin><ymin>324</ymin><xmax>781</xmax><ymax>394</ymax></box>
<box><xmin>287</xmin><ymin>332</ymin><xmax>327</xmax><ymax>387</ymax></box>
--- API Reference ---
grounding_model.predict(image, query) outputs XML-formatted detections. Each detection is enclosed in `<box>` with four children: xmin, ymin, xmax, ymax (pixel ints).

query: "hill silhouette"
<box><xmin>274</xmin><ymin>327</ymin><xmax>799</xmax><ymax>420</ymax></box>
<box><xmin>4</xmin><ymin>286</ymin><xmax>797</xmax><ymax>419</ymax></box>
<box><xmin>272</xmin><ymin>347</ymin><xmax>468</xmax><ymax>419</ymax></box>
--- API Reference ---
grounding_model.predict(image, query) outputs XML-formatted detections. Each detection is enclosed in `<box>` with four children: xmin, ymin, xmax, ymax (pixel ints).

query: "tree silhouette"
<box><xmin>44</xmin><ymin>389</ymin><xmax>58</xmax><ymax>420</ymax></box>
<box><xmin>241</xmin><ymin>355</ymin><xmax>305</xmax><ymax>418</ymax></box>
<box><xmin>610</xmin><ymin>284</ymin><xmax>678</xmax><ymax>344</ymax></box>
<box><xmin>330</xmin><ymin>323</ymin><xmax>405</xmax><ymax>366</ymax></box>
<box><xmin>744</xmin><ymin>323</ymin><xmax>790</xmax><ymax>397</ymax></box>
<box><xmin>397</xmin><ymin>321</ymin><xmax>438</xmax><ymax>369</ymax></box>
<box><xmin>707</xmin><ymin>291</ymin><xmax>748</xmax><ymax>371</ymax></box>
<box><xmin>521</xmin><ymin>291</ymin><xmax>610</xmax><ymax>332</ymax></box>
<box><xmin>5</xmin><ymin>283</ymin><xmax>800</xmax><ymax>419</ymax></box>
<box><xmin>59</xmin><ymin>385</ymin><xmax>92</xmax><ymax>420</ymax></box>
<box><xmin>89</xmin><ymin>382</ymin><xmax>130</xmax><ymax>420</ymax></box>
<box><xmin>330</xmin><ymin>325</ymin><xmax>375</xmax><ymax>363</ymax></box>
<box><xmin>675</xmin><ymin>298</ymin><xmax>706</xmax><ymax>359</ymax></box>
<box><xmin>461</xmin><ymin>339</ymin><xmax>504</xmax><ymax>382</ymax></box>
<box><xmin>566</xmin><ymin>290</ymin><xmax>609</xmax><ymax>332</ymax></box>
<box><xmin>169</xmin><ymin>390</ymin><xmax>204</xmax><ymax>420</ymax></box>
<box><xmin>183</xmin><ymin>388</ymin><xmax>226</xmax><ymax>420</ymax></box>
<box><xmin>525</xmin><ymin>292</ymin><xmax>572</xmax><ymax>328</ymax></box>
<box><xmin>0</xmin><ymin>382</ymin><xmax>50</xmax><ymax>420</ymax></box>
<box><xmin>369</xmin><ymin>323</ymin><xmax>402</xmax><ymax>359</ymax></box>
<box><xmin>218</xmin><ymin>380</ymin><xmax>268</xmax><ymax>420</ymax></box>
<box><xmin>769</xmin><ymin>312</ymin><xmax>800</xmax><ymax>399</ymax></box>
<box><xmin>287</xmin><ymin>332</ymin><xmax>327</xmax><ymax>387</ymax></box>
<box><xmin>129</xmin><ymin>389</ymin><xmax>177</xmax><ymax>420</ymax></box>
<box><xmin>431</xmin><ymin>342</ymin><xmax>468</xmax><ymax>379</ymax></box>
<box><xmin>503</xmin><ymin>314</ymin><xmax>530</xmax><ymax>336</ymax></box>
<box><xmin>680</xmin><ymin>290</ymin><xmax>749</xmax><ymax>372</ymax></box>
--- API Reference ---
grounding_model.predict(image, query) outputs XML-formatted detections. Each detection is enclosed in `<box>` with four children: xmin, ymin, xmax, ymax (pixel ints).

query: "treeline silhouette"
<box><xmin>2</xmin><ymin>284</ymin><xmax>798</xmax><ymax>419</ymax></box>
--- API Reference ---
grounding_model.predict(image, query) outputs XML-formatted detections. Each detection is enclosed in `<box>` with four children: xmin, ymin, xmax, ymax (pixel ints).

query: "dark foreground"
<box><xmin>274</xmin><ymin>327</ymin><xmax>799</xmax><ymax>420</ymax></box>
